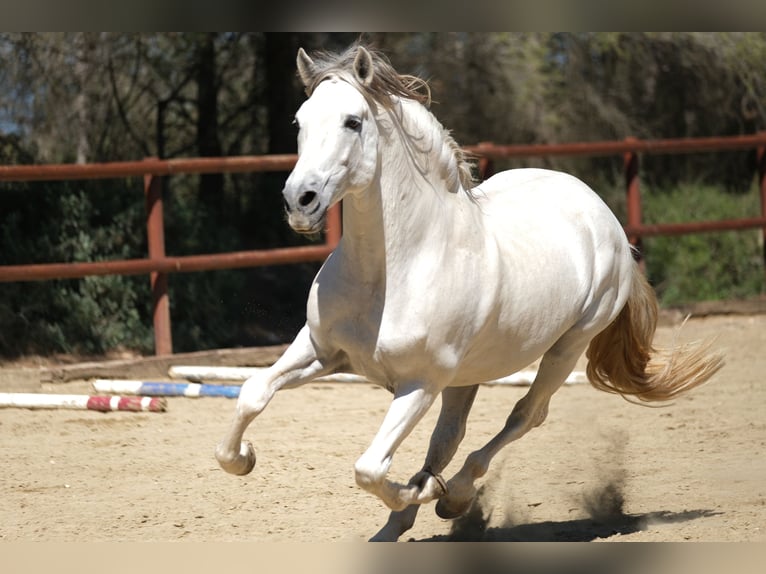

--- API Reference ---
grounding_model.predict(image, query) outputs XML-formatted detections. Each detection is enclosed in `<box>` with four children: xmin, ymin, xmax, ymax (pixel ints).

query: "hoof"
<box><xmin>435</xmin><ymin>495</ymin><xmax>473</xmax><ymax>520</ymax></box>
<box><xmin>235</xmin><ymin>441</ymin><xmax>257</xmax><ymax>475</ymax></box>
<box><xmin>217</xmin><ymin>441</ymin><xmax>256</xmax><ymax>475</ymax></box>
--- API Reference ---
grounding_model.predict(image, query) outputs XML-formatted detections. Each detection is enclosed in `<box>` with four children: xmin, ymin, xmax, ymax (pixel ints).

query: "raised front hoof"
<box><xmin>435</xmin><ymin>495</ymin><xmax>474</xmax><ymax>520</ymax></box>
<box><xmin>216</xmin><ymin>441</ymin><xmax>256</xmax><ymax>476</ymax></box>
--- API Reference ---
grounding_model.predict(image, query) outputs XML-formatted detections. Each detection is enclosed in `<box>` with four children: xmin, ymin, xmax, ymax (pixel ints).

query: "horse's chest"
<box><xmin>308</xmin><ymin>284</ymin><xmax>433</xmax><ymax>384</ymax></box>
<box><xmin>306</xmin><ymin>250</ymin><xmax>479</xmax><ymax>384</ymax></box>
<box><xmin>307</xmin><ymin>277</ymin><xmax>382</xmax><ymax>352</ymax></box>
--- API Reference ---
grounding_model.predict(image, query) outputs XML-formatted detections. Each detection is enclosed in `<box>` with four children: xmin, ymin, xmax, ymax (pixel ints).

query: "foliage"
<box><xmin>0</xmin><ymin>177</ymin><xmax>153</xmax><ymax>355</ymax></box>
<box><xmin>643</xmin><ymin>184</ymin><xmax>765</xmax><ymax>305</ymax></box>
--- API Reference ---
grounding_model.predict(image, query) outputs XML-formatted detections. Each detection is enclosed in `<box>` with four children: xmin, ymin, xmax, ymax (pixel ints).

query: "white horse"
<box><xmin>215</xmin><ymin>45</ymin><xmax>723</xmax><ymax>541</ymax></box>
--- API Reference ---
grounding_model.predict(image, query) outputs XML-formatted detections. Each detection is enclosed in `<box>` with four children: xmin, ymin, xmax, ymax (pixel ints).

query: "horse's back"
<box><xmin>476</xmin><ymin>168</ymin><xmax>613</xmax><ymax>220</ymax></box>
<box><xmin>475</xmin><ymin>168</ymin><xmax>629</xmax><ymax>261</ymax></box>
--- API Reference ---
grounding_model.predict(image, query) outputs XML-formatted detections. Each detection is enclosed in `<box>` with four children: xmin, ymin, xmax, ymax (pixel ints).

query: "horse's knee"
<box><xmin>236</xmin><ymin>385</ymin><xmax>269</xmax><ymax>418</ymax></box>
<box><xmin>354</xmin><ymin>454</ymin><xmax>387</xmax><ymax>491</ymax></box>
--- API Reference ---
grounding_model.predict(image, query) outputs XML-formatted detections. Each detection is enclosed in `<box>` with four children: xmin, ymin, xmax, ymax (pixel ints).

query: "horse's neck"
<box><xmin>340</xmin><ymin>124</ymin><xmax>479</xmax><ymax>283</ymax></box>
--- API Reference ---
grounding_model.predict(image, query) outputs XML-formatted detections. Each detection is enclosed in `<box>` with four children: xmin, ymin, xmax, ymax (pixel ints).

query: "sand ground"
<box><xmin>1</xmin><ymin>314</ymin><xmax>764</xmax><ymax>542</ymax></box>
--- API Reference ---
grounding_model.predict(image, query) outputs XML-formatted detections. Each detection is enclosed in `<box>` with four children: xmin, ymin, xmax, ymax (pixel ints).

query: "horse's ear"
<box><xmin>353</xmin><ymin>46</ymin><xmax>374</xmax><ymax>87</ymax></box>
<box><xmin>296</xmin><ymin>48</ymin><xmax>317</xmax><ymax>89</ymax></box>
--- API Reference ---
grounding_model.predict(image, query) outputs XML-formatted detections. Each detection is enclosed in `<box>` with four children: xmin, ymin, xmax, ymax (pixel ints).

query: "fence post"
<box><xmin>623</xmin><ymin>137</ymin><xmax>644</xmax><ymax>271</ymax></box>
<box><xmin>143</xmin><ymin>161</ymin><xmax>173</xmax><ymax>356</ymax></box>
<box><xmin>758</xmin><ymin>133</ymin><xmax>766</xmax><ymax>274</ymax></box>
<box><xmin>476</xmin><ymin>141</ymin><xmax>495</xmax><ymax>181</ymax></box>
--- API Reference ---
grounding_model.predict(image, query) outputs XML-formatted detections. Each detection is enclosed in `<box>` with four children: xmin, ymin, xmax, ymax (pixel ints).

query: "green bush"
<box><xmin>642</xmin><ymin>183</ymin><xmax>765</xmax><ymax>305</ymax></box>
<box><xmin>0</xmin><ymin>179</ymin><xmax>154</xmax><ymax>356</ymax></box>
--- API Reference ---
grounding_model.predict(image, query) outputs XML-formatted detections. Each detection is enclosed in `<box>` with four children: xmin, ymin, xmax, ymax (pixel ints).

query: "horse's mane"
<box><xmin>301</xmin><ymin>44</ymin><xmax>476</xmax><ymax>193</ymax></box>
<box><xmin>301</xmin><ymin>44</ymin><xmax>432</xmax><ymax>106</ymax></box>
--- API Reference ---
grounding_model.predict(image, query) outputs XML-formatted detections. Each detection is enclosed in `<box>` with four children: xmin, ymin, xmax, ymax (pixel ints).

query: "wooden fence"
<box><xmin>2</xmin><ymin>133</ymin><xmax>765</xmax><ymax>355</ymax></box>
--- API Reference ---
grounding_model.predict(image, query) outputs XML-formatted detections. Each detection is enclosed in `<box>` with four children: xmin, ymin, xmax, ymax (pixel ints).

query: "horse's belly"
<box><xmin>449</xmin><ymin>329</ymin><xmax>565</xmax><ymax>386</ymax></box>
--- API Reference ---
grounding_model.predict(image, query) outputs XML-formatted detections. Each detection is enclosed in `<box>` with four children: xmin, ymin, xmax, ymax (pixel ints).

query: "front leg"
<box><xmin>215</xmin><ymin>325</ymin><xmax>340</xmax><ymax>475</ymax></box>
<box><xmin>370</xmin><ymin>385</ymin><xmax>479</xmax><ymax>541</ymax></box>
<box><xmin>354</xmin><ymin>382</ymin><xmax>444</xmax><ymax>512</ymax></box>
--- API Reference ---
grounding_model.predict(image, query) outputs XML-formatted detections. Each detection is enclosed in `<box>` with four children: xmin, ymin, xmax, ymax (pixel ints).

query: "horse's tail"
<box><xmin>585</xmin><ymin>265</ymin><xmax>724</xmax><ymax>403</ymax></box>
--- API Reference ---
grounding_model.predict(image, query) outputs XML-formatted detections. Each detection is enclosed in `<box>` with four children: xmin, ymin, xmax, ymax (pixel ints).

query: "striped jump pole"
<box><xmin>168</xmin><ymin>366</ymin><xmax>271</xmax><ymax>382</ymax></box>
<box><xmin>0</xmin><ymin>393</ymin><xmax>166</xmax><ymax>412</ymax></box>
<box><xmin>93</xmin><ymin>380</ymin><xmax>241</xmax><ymax>398</ymax></box>
<box><xmin>167</xmin><ymin>366</ymin><xmax>369</xmax><ymax>384</ymax></box>
<box><xmin>166</xmin><ymin>366</ymin><xmax>588</xmax><ymax>386</ymax></box>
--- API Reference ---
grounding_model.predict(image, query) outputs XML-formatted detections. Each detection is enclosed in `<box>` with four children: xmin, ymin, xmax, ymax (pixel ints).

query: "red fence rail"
<box><xmin>1</xmin><ymin>133</ymin><xmax>765</xmax><ymax>355</ymax></box>
<box><xmin>465</xmin><ymin>132</ymin><xmax>766</xmax><ymax>245</ymax></box>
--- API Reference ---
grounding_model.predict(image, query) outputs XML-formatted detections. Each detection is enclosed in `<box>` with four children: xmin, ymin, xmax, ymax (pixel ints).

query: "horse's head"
<box><xmin>282</xmin><ymin>47</ymin><xmax>380</xmax><ymax>235</ymax></box>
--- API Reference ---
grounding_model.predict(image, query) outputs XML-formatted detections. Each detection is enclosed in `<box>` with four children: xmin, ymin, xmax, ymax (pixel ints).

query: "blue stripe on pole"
<box><xmin>136</xmin><ymin>382</ymin><xmax>241</xmax><ymax>398</ymax></box>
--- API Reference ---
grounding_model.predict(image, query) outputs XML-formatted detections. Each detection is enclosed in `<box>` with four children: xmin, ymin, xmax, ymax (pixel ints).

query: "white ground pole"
<box><xmin>167</xmin><ymin>365</ymin><xmax>587</xmax><ymax>386</ymax></box>
<box><xmin>0</xmin><ymin>393</ymin><xmax>167</xmax><ymax>412</ymax></box>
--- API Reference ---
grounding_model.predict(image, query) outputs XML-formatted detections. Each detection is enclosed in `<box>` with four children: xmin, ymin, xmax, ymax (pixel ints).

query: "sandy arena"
<box><xmin>1</xmin><ymin>314</ymin><xmax>764</xmax><ymax>542</ymax></box>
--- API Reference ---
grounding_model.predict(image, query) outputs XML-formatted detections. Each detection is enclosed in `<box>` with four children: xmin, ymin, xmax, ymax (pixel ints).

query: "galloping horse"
<box><xmin>215</xmin><ymin>44</ymin><xmax>723</xmax><ymax>541</ymax></box>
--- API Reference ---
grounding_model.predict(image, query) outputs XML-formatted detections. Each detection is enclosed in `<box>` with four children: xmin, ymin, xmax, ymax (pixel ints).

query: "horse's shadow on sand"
<box><xmin>415</xmin><ymin>482</ymin><xmax>721</xmax><ymax>542</ymax></box>
<box><xmin>417</xmin><ymin>507</ymin><xmax>721</xmax><ymax>542</ymax></box>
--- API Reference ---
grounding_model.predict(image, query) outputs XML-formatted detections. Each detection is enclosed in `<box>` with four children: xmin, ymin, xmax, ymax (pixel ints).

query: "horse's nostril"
<box><xmin>298</xmin><ymin>191</ymin><xmax>317</xmax><ymax>208</ymax></box>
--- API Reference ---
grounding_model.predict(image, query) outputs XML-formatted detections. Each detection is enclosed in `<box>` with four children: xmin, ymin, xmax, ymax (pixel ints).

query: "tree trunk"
<box><xmin>74</xmin><ymin>33</ymin><xmax>92</xmax><ymax>164</ymax></box>
<box><xmin>196</xmin><ymin>33</ymin><xmax>224</xmax><ymax>216</ymax></box>
<box><xmin>264</xmin><ymin>33</ymin><xmax>302</xmax><ymax>154</ymax></box>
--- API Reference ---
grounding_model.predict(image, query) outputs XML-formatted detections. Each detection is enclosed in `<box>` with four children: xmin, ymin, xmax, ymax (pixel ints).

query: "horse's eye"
<box><xmin>344</xmin><ymin>116</ymin><xmax>362</xmax><ymax>131</ymax></box>
<box><xmin>292</xmin><ymin>118</ymin><xmax>300</xmax><ymax>130</ymax></box>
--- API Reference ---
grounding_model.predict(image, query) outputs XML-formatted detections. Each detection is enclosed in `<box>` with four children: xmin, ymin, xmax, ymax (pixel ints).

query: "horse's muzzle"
<box><xmin>283</xmin><ymin>183</ymin><xmax>328</xmax><ymax>234</ymax></box>
<box><xmin>285</xmin><ymin>203</ymin><xmax>327</xmax><ymax>235</ymax></box>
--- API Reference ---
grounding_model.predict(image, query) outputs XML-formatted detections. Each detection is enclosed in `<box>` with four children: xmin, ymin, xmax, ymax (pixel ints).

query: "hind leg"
<box><xmin>436</xmin><ymin>339</ymin><xmax>587</xmax><ymax>519</ymax></box>
<box><xmin>370</xmin><ymin>385</ymin><xmax>479</xmax><ymax>541</ymax></box>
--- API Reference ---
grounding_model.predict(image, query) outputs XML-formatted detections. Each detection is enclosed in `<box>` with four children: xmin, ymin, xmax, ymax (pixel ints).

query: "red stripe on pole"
<box><xmin>86</xmin><ymin>396</ymin><xmax>111</xmax><ymax>411</ymax></box>
<box><xmin>85</xmin><ymin>396</ymin><xmax>167</xmax><ymax>412</ymax></box>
